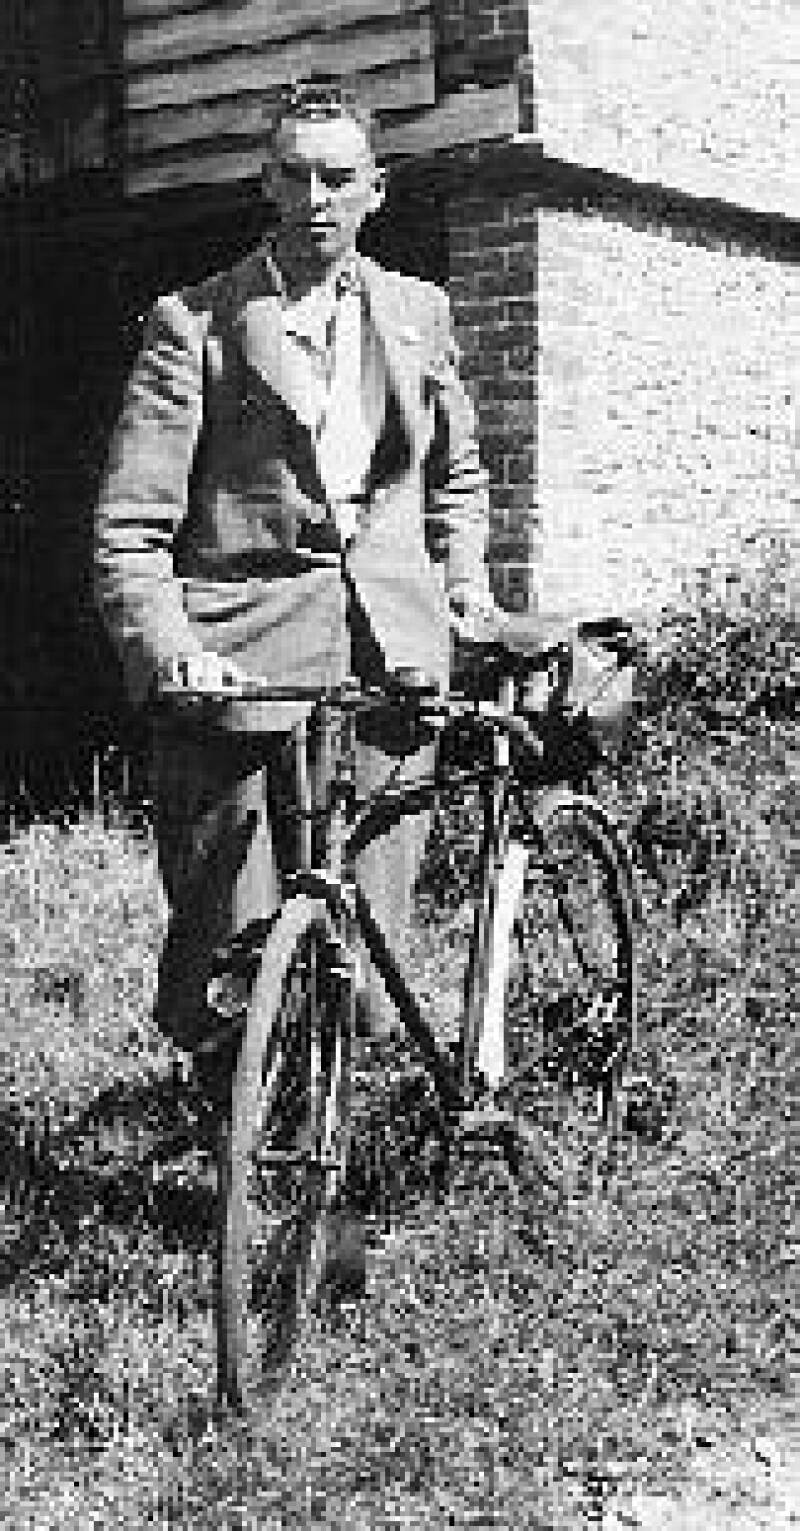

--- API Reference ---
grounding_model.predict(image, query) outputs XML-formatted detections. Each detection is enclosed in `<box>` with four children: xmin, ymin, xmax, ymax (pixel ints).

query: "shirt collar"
<box><xmin>268</xmin><ymin>253</ymin><xmax>360</xmax><ymax>347</ymax></box>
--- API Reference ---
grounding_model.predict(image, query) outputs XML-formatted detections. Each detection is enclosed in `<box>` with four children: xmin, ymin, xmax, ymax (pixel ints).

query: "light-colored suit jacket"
<box><xmin>95</xmin><ymin>247</ymin><xmax>491</xmax><ymax>722</ymax></box>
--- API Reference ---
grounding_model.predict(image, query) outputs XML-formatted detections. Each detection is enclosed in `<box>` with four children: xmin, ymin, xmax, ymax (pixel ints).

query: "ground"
<box><xmin>0</xmin><ymin>600</ymin><xmax>796</xmax><ymax>1528</ymax></box>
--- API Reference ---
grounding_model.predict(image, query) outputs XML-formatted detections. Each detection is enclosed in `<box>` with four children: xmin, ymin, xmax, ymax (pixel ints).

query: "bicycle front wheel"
<box><xmin>493</xmin><ymin>790</ymin><xmax>638</xmax><ymax>1125</ymax></box>
<box><xmin>217</xmin><ymin>895</ymin><xmax>353</xmax><ymax>1413</ymax></box>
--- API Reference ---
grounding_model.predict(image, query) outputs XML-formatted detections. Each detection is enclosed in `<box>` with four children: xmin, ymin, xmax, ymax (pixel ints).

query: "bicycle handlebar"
<box><xmin>154</xmin><ymin>615</ymin><xmax>636</xmax><ymax>756</ymax></box>
<box><xmin>156</xmin><ymin>673</ymin><xmax>546</xmax><ymax>756</ymax></box>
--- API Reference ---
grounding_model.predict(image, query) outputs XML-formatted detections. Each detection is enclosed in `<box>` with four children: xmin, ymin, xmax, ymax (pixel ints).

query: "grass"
<box><xmin>1</xmin><ymin>597</ymin><xmax>797</xmax><ymax>1529</ymax></box>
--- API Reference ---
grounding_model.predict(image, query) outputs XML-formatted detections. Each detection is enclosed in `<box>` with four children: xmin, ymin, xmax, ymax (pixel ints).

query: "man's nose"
<box><xmin>309</xmin><ymin>171</ymin><xmax>329</xmax><ymax>207</ymax></box>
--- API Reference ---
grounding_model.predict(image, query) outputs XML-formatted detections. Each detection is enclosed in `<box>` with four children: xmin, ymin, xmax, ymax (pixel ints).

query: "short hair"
<box><xmin>264</xmin><ymin>76</ymin><xmax>378</xmax><ymax>160</ymax></box>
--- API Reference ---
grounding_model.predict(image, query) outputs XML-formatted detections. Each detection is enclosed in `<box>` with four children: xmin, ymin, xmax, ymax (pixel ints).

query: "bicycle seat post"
<box><xmin>498</xmin><ymin>674</ymin><xmax>516</xmax><ymax>717</ymax></box>
<box><xmin>294</xmin><ymin>716</ymin><xmax>313</xmax><ymax>872</ymax></box>
<box><xmin>319</xmin><ymin>696</ymin><xmax>346</xmax><ymax>883</ymax></box>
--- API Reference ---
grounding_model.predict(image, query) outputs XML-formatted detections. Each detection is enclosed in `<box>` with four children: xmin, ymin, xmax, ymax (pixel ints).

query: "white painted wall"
<box><xmin>533</xmin><ymin>209</ymin><xmax>799</xmax><ymax>622</ymax></box>
<box><xmin>530</xmin><ymin>0</ymin><xmax>799</xmax><ymax>219</ymax></box>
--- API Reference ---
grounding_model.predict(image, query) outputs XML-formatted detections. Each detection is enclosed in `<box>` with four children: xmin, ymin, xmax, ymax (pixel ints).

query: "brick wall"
<box><xmin>535</xmin><ymin>208</ymin><xmax>799</xmax><ymax>624</ymax></box>
<box><xmin>435</xmin><ymin>0</ymin><xmax>530</xmax><ymax>91</ymax></box>
<box><xmin>447</xmin><ymin>191</ymin><xmax>539</xmax><ymax>610</ymax></box>
<box><xmin>435</xmin><ymin>0</ymin><xmax>537</xmax><ymax>608</ymax></box>
<box><xmin>436</xmin><ymin>0</ymin><xmax>798</xmax><ymax>623</ymax></box>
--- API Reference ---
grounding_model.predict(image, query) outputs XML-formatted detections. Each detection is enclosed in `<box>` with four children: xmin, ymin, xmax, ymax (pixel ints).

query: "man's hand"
<box><xmin>157</xmin><ymin>651</ymin><xmax>251</xmax><ymax>698</ymax></box>
<box><xmin>449</xmin><ymin>589</ymin><xmax>508</xmax><ymax>648</ymax></box>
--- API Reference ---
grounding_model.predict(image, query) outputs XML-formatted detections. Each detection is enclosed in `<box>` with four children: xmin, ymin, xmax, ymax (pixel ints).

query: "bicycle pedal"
<box><xmin>459</xmin><ymin>1103</ymin><xmax>517</xmax><ymax>1133</ymax></box>
<box><xmin>254</xmin><ymin>1148</ymin><xmax>342</xmax><ymax>1173</ymax></box>
<box><xmin>455</xmin><ymin>1104</ymin><xmax>519</xmax><ymax>1161</ymax></box>
<box><xmin>326</xmin><ymin>964</ymin><xmax>355</xmax><ymax>985</ymax></box>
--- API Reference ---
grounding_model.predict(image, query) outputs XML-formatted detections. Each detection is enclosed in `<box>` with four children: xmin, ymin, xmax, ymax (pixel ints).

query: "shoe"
<box><xmin>322</xmin><ymin>1208</ymin><xmax>367</xmax><ymax>1305</ymax></box>
<box><xmin>354</xmin><ymin>990</ymin><xmax>373</xmax><ymax>1039</ymax></box>
<box><xmin>623</xmin><ymin>1075</ymin><xmax>678</xmax><ymax>1143</ymax></box>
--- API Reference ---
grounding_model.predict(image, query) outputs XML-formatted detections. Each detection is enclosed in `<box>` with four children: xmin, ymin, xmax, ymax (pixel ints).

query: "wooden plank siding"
<box><xmin>126</xmin><ymin>14</ymin><xmax>433</xmax><ymax>112</ymax></box>
<box><xmin>123</xmin><ymin>0</ymin><xmax>436</xmax><ymax>196</ymax></box>
<box><xmin>125</xmin><ymin>0</ymin><xmax>432</xmax><ymax>66</ymax></box>
<box><xmin>127</xmin><ymin>61</ymin><xmax>435</xmax><ymax>157</ymax></box>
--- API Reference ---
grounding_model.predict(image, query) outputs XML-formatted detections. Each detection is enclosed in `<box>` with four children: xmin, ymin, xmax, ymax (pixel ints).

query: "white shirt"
<box><xmin>282</xmin><ymin>267</ymin><xmax>385</xmax><ymax>540</ymax></box>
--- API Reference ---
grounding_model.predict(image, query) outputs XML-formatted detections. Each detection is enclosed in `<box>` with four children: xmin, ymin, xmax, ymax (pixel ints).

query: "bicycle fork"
<box><xmin>460</xmin><ymin>678</ymin><xmax>525</xmax><ymax>1104</ymax></box>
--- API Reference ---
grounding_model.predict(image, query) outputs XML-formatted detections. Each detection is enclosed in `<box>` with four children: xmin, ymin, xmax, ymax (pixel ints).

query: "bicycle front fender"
<box><xmin>526</xmin><ymin>788</ymin><xmax>643</xmax><ymax>926</ymax></box>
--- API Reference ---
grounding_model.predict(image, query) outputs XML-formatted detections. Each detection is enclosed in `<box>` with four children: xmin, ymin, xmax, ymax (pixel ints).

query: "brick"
<box><xmin>448</xmin><ymin>322</ymin><xmax>492</xmax><ymax>356</ymax></box>
<box><xmin>465</xmin><ymin>0</ymin><xmax>530</xmax><ymax>45</ymax></box>
<box><xmin>501</xmin><ymin>363</ymin><xmax>540</xmax><ymax>387</ymax></box>
<box><xmin>464</xmin><ymin>267</ymin><xmax>532</xmax><ymax>301</ymax></box>
<box><xmin>450</xmin><ymin>219</ymin><xmax>535</xmax><ymax>255</ymax></box>
<box><xmin>490</xmin><ymin>573</ymin><xmax>531</xmax><ymax>615</ymax></box>
<box><xmin>447</xmin><ymin>228</ymin><xmax>483</xmax><ymax>258</ymax></box>
<box><xmin>495</xmin><ymin>483</ymin><xmax>538</xmax><ymax>512</ymax></box>
<box><xmin>449</xmin><ymin>296</ymin><xmax>504</xmax><ymax>324</ymax></box>
<box><xmin>480</xmin><ymin>432</ymin><xmax>520</xmax><ymax>464</ymax></box>
<box><xmin>477</xmin><ymin>435</ymin><xmax>505</xmax><ymax>471</ymax></box>
<box><xmin>451</xmin><ymin>267</ymin><xmax>507</xmax><ymax>299</ymax></box>
<box><xmin>496</xmin><ymin>295</ymin><xmax>537</xmax><ymax>317</ymax></box>
<box><xmin>450</xmin><ymin>207</ymin><xmax>509</xmax><ymax>232</ymax></box>
<box><xmin>489</xmin><ymin>502</ymin><xmax>532</xmax><ymax>533</ymax></box>
<box><xmin>503</xmin><ymin>247</ymin><xmax>538</xmax><ymax>283</ymax></box>
<box><xmin>517</xmin><ymin>54</ymin><xmax>537</xmax><ymax>136</ymax></box>
<box><xmin>490</xmin><ymin>374</ymin><xmax>537</xmax><ymax>403</ymax></box>
<box><xmin>461</xmin><ymin>331</ymin><xmax>536</xmax><ymax>366</ymax></box>
<box><xmin>503</xmin><ymin>344</ymin><xmax>539</xmax><ymax>372</ymax></box>
<box><xmin>475</xmin><ymin>405</ymin><xmax>538</xmax><ymax>437</ymax></box>
<box><xmin>487</xmin><ymin>535</ymin><xmax>533</xmax><ymax>563</ymax></box>
<box><xmin>502</xmin><ymin>210</ymin><xmax>540</xmax><ymax>239</ymax></box>
<box><xmin>488</xmin><ymin>513</ymin><xmax>533</xmax><ymax>539</ymax></box>
<box><xmin>503</xmin><ymin>452</ymin><xmax>536</xmax><ymax>485</ymax></box>
<box><xmin>492</xmin><ymin>318</ymin><xmax>540</xmax><ymax>345</ymax></box>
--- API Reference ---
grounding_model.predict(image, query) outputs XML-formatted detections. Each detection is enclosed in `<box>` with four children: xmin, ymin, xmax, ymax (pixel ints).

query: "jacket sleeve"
<box><xmin>94</xmin><ymin>293</ymin><xmax>209</xmax><ymax>711</ymax></box>
<box><xmin>424</xmin><ymin>289</ymin><xmax>493</xmax><ymax>605</ymax></box>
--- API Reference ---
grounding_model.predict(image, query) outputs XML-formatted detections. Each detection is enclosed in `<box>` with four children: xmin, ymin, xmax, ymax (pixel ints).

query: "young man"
<box><xmin>95</xmin><ymin>77</ymin><xmax>496</xmax><ymax>1113</ymax></box>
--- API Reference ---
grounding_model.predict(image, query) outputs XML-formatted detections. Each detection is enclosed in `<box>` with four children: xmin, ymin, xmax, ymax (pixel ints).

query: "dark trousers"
<box><xmin>150</xmin><ymin>708</ymin><xmax>435</xmax><ymax>1058</ymax></box>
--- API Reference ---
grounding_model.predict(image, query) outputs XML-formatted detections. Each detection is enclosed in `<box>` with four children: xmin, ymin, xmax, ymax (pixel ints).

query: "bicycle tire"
<box><xmin>480</xmin><ymin>790</ymin><xmax>638</xmax><ymax>1129</ymax></box>
<box><xmin>217</xmin><ymin>894</ymin><xmax>353</xmax><ymax>1412</ymax></box>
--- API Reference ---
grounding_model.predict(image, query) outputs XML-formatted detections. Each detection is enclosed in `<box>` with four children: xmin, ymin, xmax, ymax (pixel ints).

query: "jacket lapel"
<box><xmin>237</xmin><ymin>294</ymin><xmax>321</xmax><ymax>433</ymax></box>
<box><xmin>357</xmin><ymin>257</ymin><xmax>432</xmax><ymax>461</ymax></box>
<box><xmin>231</xmin><ymin>252</ymin><xmax>431</xmax><ymax>523</ymax></box>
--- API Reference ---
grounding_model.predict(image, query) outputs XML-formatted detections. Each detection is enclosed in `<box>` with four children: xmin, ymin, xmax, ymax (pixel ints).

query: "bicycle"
<box><xmin>159</xmin><ymin>618</ymin><xmax>642</xmax><ymax>1414</ymax></box>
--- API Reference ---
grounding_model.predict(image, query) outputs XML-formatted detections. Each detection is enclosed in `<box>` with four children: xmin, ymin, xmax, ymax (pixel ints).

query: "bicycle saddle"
<box><xmin>501</xmin><ymin>614</ymin><xmax>637</xmax><ymax>665</ymax></box>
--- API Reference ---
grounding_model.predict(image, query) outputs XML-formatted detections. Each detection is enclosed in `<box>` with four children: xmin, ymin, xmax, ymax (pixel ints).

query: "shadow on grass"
<box><xmin>0</xmin><ymin>1068</ymin><xmax>219</xmax><ymax>1290</ymax></box>
<box><xmin>0</xmin><ymin>1047</ymin><xmax>464</xmax><ymax>1292</ymax></box>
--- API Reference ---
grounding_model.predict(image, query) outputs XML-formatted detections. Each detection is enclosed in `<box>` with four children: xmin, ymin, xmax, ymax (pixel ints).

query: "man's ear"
<box><xmin>262</xmin><ymin>160</ymin><xmax>278</xmax><ymax>205</ymax></box>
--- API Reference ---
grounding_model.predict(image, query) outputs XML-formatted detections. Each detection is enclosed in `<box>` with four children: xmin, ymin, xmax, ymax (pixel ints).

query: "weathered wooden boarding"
<box><xmin>123</xmin><ymin>0</ymin><xmax>437</xmax><ymax>195</ymax></box>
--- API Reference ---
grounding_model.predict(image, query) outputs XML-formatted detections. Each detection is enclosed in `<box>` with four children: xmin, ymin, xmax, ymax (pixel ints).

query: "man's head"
<box><xmin>263</xmin><ymin>79</ymin><xmax>386</xmax><ymax>271</ymax></box>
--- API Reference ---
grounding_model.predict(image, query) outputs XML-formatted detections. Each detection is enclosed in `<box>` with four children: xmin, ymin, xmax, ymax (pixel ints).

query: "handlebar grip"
<box><xmin>380</xmin><ymin>667</ymin><xmax>442</xmax><ymax>701</ymax></box>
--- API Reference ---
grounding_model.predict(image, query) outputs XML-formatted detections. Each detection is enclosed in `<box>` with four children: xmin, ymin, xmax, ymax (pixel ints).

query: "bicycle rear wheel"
<box><xmin>217</xmin><ymin>895</ymin><xmax>353</xmax><ymax>1412</ymax></box>
<box><xmin>493</xmin><ymin>790</ymin><xmax>638</xmax><ymax>1126</ymax></box>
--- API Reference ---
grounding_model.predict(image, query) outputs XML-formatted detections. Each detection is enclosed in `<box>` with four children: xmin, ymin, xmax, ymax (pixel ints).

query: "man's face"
<box><xmin>266</xmin><ymin>113</ymin><xmax>385</xmax><ymax>265</ymax></box>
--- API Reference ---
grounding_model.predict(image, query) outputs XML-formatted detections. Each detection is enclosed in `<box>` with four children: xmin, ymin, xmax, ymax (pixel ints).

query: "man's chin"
<box><xmin>279</xmin><ymin>225</ymin><xmax>351</xmax><ymax>273</ymax></box>
<box><xmin>307</xmin><ymin>225</ymin><xmax>345</xmax><ymax>255</ymax></box>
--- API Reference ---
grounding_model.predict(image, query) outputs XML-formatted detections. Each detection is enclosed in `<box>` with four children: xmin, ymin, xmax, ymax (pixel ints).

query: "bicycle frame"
<box><xmin>161</xmin><ymin>671</ymin><xmax>639</xmax><ymax>1121</ymax></box>
<box><xmin>159</xmin><ymin>664</ymin><xmax>641</xmax><ymax>1411</ymax></box>
<box><xmin>277</xmin><ymin>675</ymin><xmax>639</xmax><ymax>1122</ymax></box>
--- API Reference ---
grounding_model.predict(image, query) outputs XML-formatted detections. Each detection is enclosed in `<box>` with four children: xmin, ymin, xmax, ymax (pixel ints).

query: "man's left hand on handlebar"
<box><xmin>157</xmin><ymin>651</ymin><xmax>253</xmax><ymax>699</ymax></box>
<box><xmin>449</xmin><ymin>589</ymin><xmax>509</xmax><ymax>649</ymax></box>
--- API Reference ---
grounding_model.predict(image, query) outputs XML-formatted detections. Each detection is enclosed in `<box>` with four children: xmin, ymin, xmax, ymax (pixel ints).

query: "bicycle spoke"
<box><xmin>497</xmin><ymin>801</ymin><xmax>636</xmax><ymax>1162</ymax></box>
<box><xmin>219</xmin><ymin>905</ymin><xmax>352</xmax><ymax>1412</ymax></box>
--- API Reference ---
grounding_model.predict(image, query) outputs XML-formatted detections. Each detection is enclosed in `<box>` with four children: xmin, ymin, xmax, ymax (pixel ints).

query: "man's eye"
<box><xmin>279</xmin><ymin>163</ymin><xmax>355</xmax><ymax>191</ymax></box>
